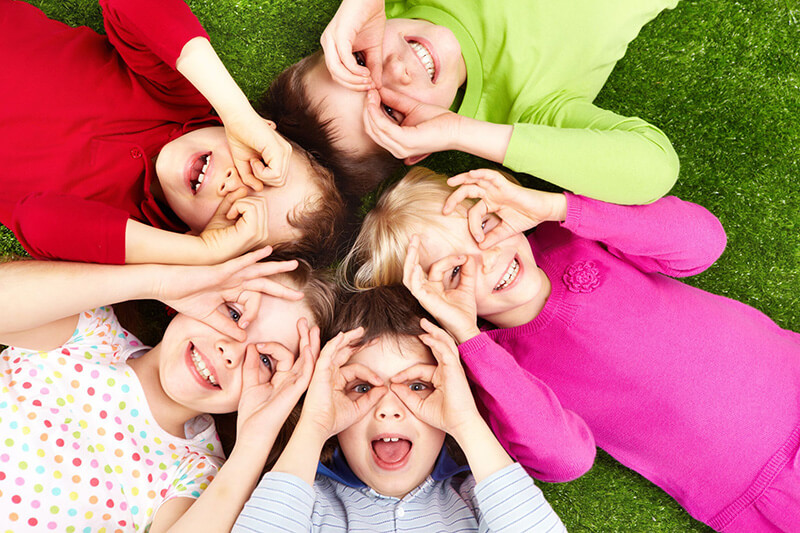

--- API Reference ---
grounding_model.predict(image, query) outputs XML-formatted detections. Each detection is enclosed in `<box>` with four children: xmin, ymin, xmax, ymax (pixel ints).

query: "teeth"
<box><xmin>190</xmin><ymin>347</ymin><xmax>218</xmax><ymax>386</ymax></box>
<box><xmin>382</xmin><ymin>437</ymin><xmax>400</xmax><ymax>442</ymax></box>
<box><xmin>409</xmin><ymin>41</ymin><xmax>435</xmax><ymax>80</ymax></box>
<box><xmin>494</xmin><ymin>258</ymin><xmax>519</xmax><ymax>291</ymax></box>
<box><xmin>192</xmin><ymin>155</ymin><xmax>209</xmax><ymax>193</ymax></box>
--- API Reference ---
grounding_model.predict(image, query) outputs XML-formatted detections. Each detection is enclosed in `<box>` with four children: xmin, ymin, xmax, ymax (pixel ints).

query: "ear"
<box><xmin>404</xmin><ymin>154</ymin><xmax>430</xmax><ymax>165</ymax></box>
<box><xmin>265</xmin><ymin>120</ymin><xmax>277</xmax><ymax>130</ymax></box>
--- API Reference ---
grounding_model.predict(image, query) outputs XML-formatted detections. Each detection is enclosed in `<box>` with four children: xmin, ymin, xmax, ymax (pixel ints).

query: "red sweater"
<box><xmin>0</xmin><ymin>0</ymin><xmax>218</xmax><ymax>263</ymax></box>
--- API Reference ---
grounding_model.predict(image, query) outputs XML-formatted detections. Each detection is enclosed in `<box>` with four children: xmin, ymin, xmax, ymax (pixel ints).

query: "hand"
<box><xmin>298</xmin><ymin>328</ymin><xmax>386</xmax><ymax>439</ymax></box>
<box><xmin>199</xmin><ymin>190</ymin><xmax>270</xmax><ymax>263</ymax></box>
<box><xmin>390</xmin><ymin>319</ymin><xmax>480</xmax><ymax>436</ymax></box>
<box><xmin>223</xmin><ymin>112</ymin><xmax>293</xmax><ymax>190</ymax></box>
<box><xmin>153</xmin><ymin>247</ymin><xmax>303</xmax><ymax>341</ymax></box>
<box><xmin>234</xmin><ymin>322</ymin><xmax>318</xmax><ymax>450</ymax></box>
<box><xmin>443</xmin><ymin>169</ymin><xmax>568</xmax><ymax>248</ymax></box>
<box><xmin>320</xmin><ymin>0</ymin><xmax>387</xmax><ymax>90</ymax></box>
<box><xmin>403</xmin><ymin>235</ymin><xmax>481</xmax><ymax>344</ymax></box>
<box><xmin>363</xmin><ymin>88</ymin><xmax>462</xmax><ymax>162</ymax></box>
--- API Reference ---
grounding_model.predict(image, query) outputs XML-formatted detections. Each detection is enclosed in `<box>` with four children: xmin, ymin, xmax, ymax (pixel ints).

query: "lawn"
<box><xmin>5</xmin><ymin>0</ymin><xmax>800</xmax><ymax>530</ymax></box>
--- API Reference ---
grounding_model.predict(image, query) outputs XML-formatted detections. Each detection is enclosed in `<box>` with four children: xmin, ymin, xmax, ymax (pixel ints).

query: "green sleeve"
<box><xmin>504</xmin><ymin>98</ymin><xmax>679</xmax><ymax>205</ymax></box>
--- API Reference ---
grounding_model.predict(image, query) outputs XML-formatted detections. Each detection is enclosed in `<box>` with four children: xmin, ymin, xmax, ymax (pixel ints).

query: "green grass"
<box><xmin>7</xmin><ymin>0</ymin><xmax>800</xmax><ymax>530</ymax></box>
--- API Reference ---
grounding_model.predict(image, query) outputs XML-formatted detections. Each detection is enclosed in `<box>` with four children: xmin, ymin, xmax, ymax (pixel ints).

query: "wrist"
<box><xmin>453</xmin><ymin>118</ymin><xmax>512</xmax><ymax>164</ymax></box>
<box><xmin>451</xmin><ymin>325</ymin><xmax>481</xmax><ymax>345</ymax></box>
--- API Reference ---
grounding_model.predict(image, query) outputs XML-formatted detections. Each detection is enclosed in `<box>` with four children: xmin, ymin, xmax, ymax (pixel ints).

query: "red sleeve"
<box><xmin>561</xmin><ymin>193</ymin><xmax>728</xmax><ymax>277</ymax></box>
<box><xmin>99</xmin><ymin>0</ymin><xmax>210</xmax><ymax>95</ymax></box>
<box><xmin>458</xmin><ymin>333</ymin><xmax>596</xmax><ymax>482</ymax></box>
<box><xmin>12</xmin><ymin>193</ymin><xmax>129</xmax><ymax>264</ymax></box>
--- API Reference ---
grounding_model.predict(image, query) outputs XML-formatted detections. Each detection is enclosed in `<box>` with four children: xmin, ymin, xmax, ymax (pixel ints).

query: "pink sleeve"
<box><xmin>99</xmin><ymin>0</ymin><xmax>210</xmax><ymax>96</ymax></box>
<box><xmin>12</xmin><ymin>193</ymin><xmax>129</xmax><ymax>264</ymax></box>
<box><xmin>458</xmin><ymin>333</ymin><xmax>596</xmax><ymax>482</ymax></box>
<box><xmin>562</xmin><ymin>193</ymin><xmax>727</xmax><ymax>277</ymax></box>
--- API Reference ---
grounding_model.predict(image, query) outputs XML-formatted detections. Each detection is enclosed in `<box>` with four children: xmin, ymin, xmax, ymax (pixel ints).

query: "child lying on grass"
<box><xmin>0</xmin><ymin>0</ymin><xmax>345</xmax><ymax>267</ymax></box>
<box><xmin>235</xmin><ymin>285</ymin><xmax>565</xmax><ymax>532</ymax></box>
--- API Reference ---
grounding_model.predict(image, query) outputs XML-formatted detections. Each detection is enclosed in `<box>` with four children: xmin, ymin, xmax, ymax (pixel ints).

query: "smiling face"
<box><xmin>304</xmin><ymin>18</ymin><xmax>466</xmax><ymax>156</ymax></box>
<box><xmin>155</xmin><ymin>126</ymin><xmax>321</xmax><ymax>243</ymax></box>
<box><xmin>155</xmin><ymin>292</ymin><xmax>312</xmax><ymax>418</ymax></box>
<box><xmin>337</xmin><ymin>336</ymin><xmax>445</xmax><ymax>499</ymax></box>
<box><xmin>417</xmin><ymin>213</ymin><xmax>551</xmax><ymax>328</ymax></box>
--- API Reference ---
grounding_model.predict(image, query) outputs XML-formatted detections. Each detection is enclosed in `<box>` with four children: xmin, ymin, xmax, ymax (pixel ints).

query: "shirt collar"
<box><xmin>316</xmin><ymin>447</ymin><xmax>469</xmax><ymax>489</ymax></box>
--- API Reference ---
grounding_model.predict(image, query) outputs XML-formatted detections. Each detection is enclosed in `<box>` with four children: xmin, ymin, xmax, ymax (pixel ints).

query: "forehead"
<box><xmin>250</xmin><ymin>151</ymin><xmax>322</xmax><ymax>244</ymax></box>
<box><xmin>348</xmin><ymin>335</ymin><xmax>435</xmax><ymax>378</ymax></box>
<box><xmin>305</xmin><ymin>60</ymin><xmax>376</xmax><ymax>155</ymax></box>
<box><xmin>416</xmin><ymin>212</ymin><xmax>474</xmax><ymax>268</ymax></box>
<box><xmin>245</xmin><ymin>292</ymin><xmax>313</xmax><ymax>354</ymax></box>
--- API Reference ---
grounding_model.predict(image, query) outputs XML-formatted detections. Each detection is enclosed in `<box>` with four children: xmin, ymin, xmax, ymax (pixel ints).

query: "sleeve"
<box><xmin>458</xmin><ymin>334</ymin><xmax>596</xmax><ymax>482</ymax></box>
<box><xmin>12</xmin><ymin>193</ymin><xmax>129</xmax><ymax>264</ymax></box>
<box><xmin>504</xmin><ymin>97</ymin><xmax>679</xmax><ymax>205</ymax></box>
<box><xmin>461</xmin><ymin>464</ymin><xmax>566</xmax><ymax>533</ymax></box>
<box><xmin>99</xmin><ymin>0</ymin><xmax>210</xmax><ymax>98</ymax></box>
<box><xmin>162</xmin><ymin>449</ymin><xmax>223</xmax><ymax>503</ymax></box>
<box><xmin>562</xmin><ymin>192</ymin><xmax>728</xmax><ymax>277</ymax></box>
<box><xmin>233</xmin><ymin>472</ymin><xmax>316</xmax><ymax>532</ymax></box>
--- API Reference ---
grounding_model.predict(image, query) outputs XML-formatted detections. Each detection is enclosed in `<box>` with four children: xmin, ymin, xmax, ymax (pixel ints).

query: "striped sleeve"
<box><xmin>468</xmin><ymin>463</ymin><xmax>566</xmax><ymax>532</ymax></box>
<box><xmin>233</xmin><ymin>472</ymin><xmax>315</xmax><ymax>532</ymax></box>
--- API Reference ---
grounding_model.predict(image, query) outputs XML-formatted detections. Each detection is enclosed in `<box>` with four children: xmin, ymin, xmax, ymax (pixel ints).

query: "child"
<box><xmin>0</xmin><ymin>248</ymin><xmax>335</xmax><ymax>531</ymax></box>
<box><xmin>234</xmin><ymin>285</ymin><xmax>565</xmax><ymax>532</ymax></box>
<box><xmin>342</xmin><ymin>167</ymin><xmax>800</xmax><ymax>532</ymax></box>
<box><xmin>264</xmin><ymin>0</ymin><xmax>680</xmax><ymax>199</ymax></box>
<box><xmin>0</xmin><ymin>0</ymin><xmax>345</xmax><ymax>267</ymax></box>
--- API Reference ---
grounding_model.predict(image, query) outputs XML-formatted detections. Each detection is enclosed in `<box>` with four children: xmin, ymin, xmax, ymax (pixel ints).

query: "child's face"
<box><xmin>305</xmin><ymin>18</ymin><xmax>466</xmax><ymax>156</ymax></box>
<box><xmin>157</xmin><ymin>290</ymin><xmax>312</xmax><ymax>415</ymax></box>
<box><xmin>156</xmin><ymin>126</ymin><xmax>319</xmax><ymax>241</ymax></box>
<box><xmin>417</xmin><ymin>212</ymin><xmax>549</xmax><ymax>328</ymax></box>
<box><xmin>337</xmin><ymin>336</ymin><xmax>446</xmax><ymax>499</ymax></box>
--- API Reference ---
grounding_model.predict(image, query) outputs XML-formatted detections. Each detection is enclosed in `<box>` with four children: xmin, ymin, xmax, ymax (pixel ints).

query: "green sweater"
<box><xmin>386</xmin><ymin>0</ymin><xmax>680</xmax><ymax>204</ymax></box>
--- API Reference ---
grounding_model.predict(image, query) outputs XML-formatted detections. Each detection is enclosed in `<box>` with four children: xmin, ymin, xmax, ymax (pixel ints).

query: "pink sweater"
<box><xmin>458</xmin><ymin>194</ymin><xmax>800</xmax><ymax>526</ymax></box>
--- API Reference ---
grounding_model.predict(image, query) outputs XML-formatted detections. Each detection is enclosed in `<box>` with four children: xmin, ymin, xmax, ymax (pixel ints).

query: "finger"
<box><xmin>205</xmin><ymin>309</ymin><xmax>247</xmax><ymax>342</ymax></box>
<box><xmin>389</xmin><ymin>362</ymin><xmax>437</xmax><ymax>384</ymax></box>
<box><xmin>479</xmin><ymin>224</ymin><xmax>518</xmax><ymax>250</ymax></box>
<box><xmin>427</xmin><ymin>254</ymin><xmax>467</xmax><ymax>284</ymax></box>
<box><xmin>236</xmin><ymin>159</ymin><xmax>261</xmax><ymax>192</ymax></box>
<box><xmin>242</xmin><ymin>345</ymin><xmax>266</xmax><ymax>390</ymax></box>
<box><xmin>418</xmin><ymin>328</ymin><xmax>459</xmax><ymax>365</ymax></box>
<box><xmin>402</xmin><ymin>234</ymin><xmax>422</xmax><ymax>289</ymax></box>
<box><xmin>243</xmin><ymin>275</ymin><xmax>305</xmax><ymax>302</ymax></box>
<box><xmin>363</xmin><ymin>91</ymin><xmax>408</xmax><ymax>157</ymax></box>
<box><xmin>352</xmin><ymin>384</ymin><xmax>387</xmax><ymax>415</ymax></box>
<box><xmin>339</xmin><ymin>363</ymin><xmax>384</xmax><ymax>388</ymax></box>
<box><xmin>249</xmin><ymin>159</ymin><xmax>277</xmax><ymax>188</ymax></box>
<box><xmin>237</xmin><ymin>290</ymin><xmax>262</xmax><ymax>329</ymax></box>
<box><xmin>330</xmin><ymin>328</ymin><xmax>367</xmax><ymax>367</ymax></box>
<box><xmin>376</xmin><ymin>87</ymin><xmax>425</xmax><ymax>124</ymax></box>
<box><xmin>467</xmin><ymin>200</ymin><xmax>489</xmax><ymax>243</ymax></box>
<box><xmin>362</xmin><ymin>46</ymin><xmax>383</xmax><ymax>90</ymax></box>
<box><xmin>209</xmin><ymin>188</ymin><xmax>247</xmax><ymax>225</ymax></box>
<box><xmin>326</xmin><ymin>37</ymin><xmax>371</xmax><ymax>87</ymax></box>
<box><xmin>222</xmin><ymin>246</ymin><xmax>273</xmax><ymax>274</ymax></box>
<box><xmin>456</xmin><ymin>255</ymin><xmax>479</xmax><ymax>294</ymax></box>
<box><xmin>389</xmin><ymin>382</ymin><xmax>425</xmax><ymax>416</ymax></box>
<box><xmin>258</xmin><ymin>341</ymin><xmax>297</xmax><ymax>374</ymax></box>
<box><xmin>308</xmin><ymin>325</ymin><xmax>321</xmax><ymax>362</ymax></box>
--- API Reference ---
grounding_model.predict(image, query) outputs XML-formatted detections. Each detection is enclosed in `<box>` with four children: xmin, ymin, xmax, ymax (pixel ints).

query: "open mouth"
<box><xmin>371</xmin><ymin>436</ymin><xmax>412</xmax><ymax>470</ymax></box>
<box><xmin>189</xmin><ymin>153</ymin><xmax>211</xmax><ymax>195</ymax></box>
<box><xmin>409</xmin><ymin>40</ymin><xmax>436</xmax><ymax>81</ymax></box>
<box><xmin>188</xmin><ymin>343</ymin><xmax>219</xmax><ymax>388</ymax></box>
<box><xmin>494</xmin><ymin>257</ymin><xmax>520</xmax><ymax>292</ymax></box>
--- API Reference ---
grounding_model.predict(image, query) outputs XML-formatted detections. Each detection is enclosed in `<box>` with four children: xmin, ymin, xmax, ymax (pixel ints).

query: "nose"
<box><xmin>382</xmin><ymin>53</ymin><xmax>412</xmax><ymax>86</ymax></box>
<box><xmin>481</xmin><ymin>246</ymin><xmax>502</xmax><ymax>274</ymax></box>
<box><xmin>217</xmin><ymin>168</ymin><xmax>243</xmax><ymax>196</ymax></box>
<box><xmin>374</xmin><ymin>388</ymin><xmax>406</xmax><ymax>421</ymax></box>
<box><xmin>216</xmin><ymin>338</ymin><xmax>246</xmax><ymax>368</ymax></box>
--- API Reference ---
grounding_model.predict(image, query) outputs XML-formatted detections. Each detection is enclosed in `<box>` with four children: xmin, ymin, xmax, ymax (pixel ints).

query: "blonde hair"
<box><xmin>339</xmin><ymin>167</ymin><xmax>472</xmax><ymax>290</ymax></box>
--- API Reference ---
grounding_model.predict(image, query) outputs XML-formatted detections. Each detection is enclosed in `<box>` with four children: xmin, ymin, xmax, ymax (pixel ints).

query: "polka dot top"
<box><xmin>0</xmin><ymin>307</ymin><xmax>224</xmax><ymax>532</ymax></box>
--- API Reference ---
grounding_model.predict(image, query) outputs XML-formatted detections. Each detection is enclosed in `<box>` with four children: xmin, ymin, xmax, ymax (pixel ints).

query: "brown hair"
<box><xmin>272</xmin><ymin>141</ymin><xmax>351</xmax><ymax>268</ymax></box>
<box><xmin>260</xmin><ymin>51</ymin><xmax>403</xmax><ymax>200</ymax></box>
<box><xmin>318</xmin><ymin>285</ymin><xmax>465</xmax><ymax>466</ymax></box>
<box><xmin>213</xmin><ymin>259</ymin><xmax>337</xmax><ymax>471</ymax></box>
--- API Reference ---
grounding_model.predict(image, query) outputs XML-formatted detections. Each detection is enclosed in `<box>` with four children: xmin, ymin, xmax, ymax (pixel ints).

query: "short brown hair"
<box><xmin>272</xmin><ymin>141</ymin><xmax>350</xmax><ymax>268</ymax></box>
<box><xmin>260</xmin><ymin>51</ymin><xmax>403</xmax><ymax>200</ymax></box>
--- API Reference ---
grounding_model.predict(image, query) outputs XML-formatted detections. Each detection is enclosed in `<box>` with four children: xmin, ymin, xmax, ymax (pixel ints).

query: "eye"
<box><xmin>353</xmin><ymin>51</ymin><xmax>366</xmax><ymax>67</ymax></box>
<box><xmin>353</xmin><ymin>383</ymin><xmax>372</xmax><ymax>394</ymax></box>
<box><xmin>259</xmin><ymin>353</ymin><xmax>273</xmax><ymax>372</ymax></box>
<box><xmin>409</xmin><ymin>381</ymin><xmax>428</xmax><ymax>392</ymax></box>
<box><xmin>226</xmin><ymin>305</ymin><xmax>241</xmax><ymax>323</ymax></box>
<box><xmin>381</xmin><ymin>103</ymin><xmax>400</xmax><ymax>123</ymax></box>
<box><xmin>449</xmin><ymin>264</ymin><xmax>462</xmax><ymax>281</ymax></box>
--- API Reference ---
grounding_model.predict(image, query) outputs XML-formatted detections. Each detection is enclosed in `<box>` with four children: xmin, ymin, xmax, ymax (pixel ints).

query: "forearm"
<box><xmin>453</xmin><ymin>118</ymin><xmax>513</xmax><ymax>164</ymax></box>
<box><xmin>271</xmin><ymin>419</ymin><xmax>328</xmax><ymax>487</ymax></box>
<box><xmin>0</xmin><ymin>260</ymin><xmax>161</xmax><ymax>334</ymax></box>
<box><xmin>176</xmin><ymin>37</ymin><xmax>255</xmax><ymax>123</ymax></box>
<box><xmin>125</xmin><ymin>220</ymin><xmax>215</xmax><ymax>265</ymax></box>
<box><xmin>451</xmin><ymin>417</ymin><xmax>512</xmax><ymax>485</ymax></box>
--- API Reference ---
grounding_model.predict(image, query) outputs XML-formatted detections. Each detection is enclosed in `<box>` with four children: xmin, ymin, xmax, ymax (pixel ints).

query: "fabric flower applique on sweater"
<box><xmin>563</xmin><ymin>260</ymin><xmax>601</xmax><ymax>293</ymax></box>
